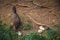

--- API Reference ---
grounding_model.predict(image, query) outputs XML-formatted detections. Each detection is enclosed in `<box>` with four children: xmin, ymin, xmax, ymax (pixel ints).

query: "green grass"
<box><xmin>42</xmin><ymin>28</ymin><xmax>60</xmax><ymax>40</ymax></box>
<box><xmin>23</xmin><ymin>23</ymin><xmax>32</xmax><ymax>30</ymax></box>
<box><xmin>0</xmin><ymin>21</ymin><xmax>60</xmax><ymax>40</ymax></box>
<box><xmin>22</xmin><ymin>32</ymin><xmax>45</xmax><ymax>40</ymax></box>
<box><xmin>54</xmin><ymin>23</ymin><xmax>60</xmax><ymax>27</ymax></box>
<box><xmin>0</xmin><ymin>22</ymin><xmax>18</xmax><ymax>40</ymax></box>
<box><xmin>21</xmin><ymin>29</ymin><xmax>60</xmax><ymax>40</ymax></box>
<box><xmin>22</xmin><ymin>20</ymin><xmax>32</xmax><ymax>30</ymax></box>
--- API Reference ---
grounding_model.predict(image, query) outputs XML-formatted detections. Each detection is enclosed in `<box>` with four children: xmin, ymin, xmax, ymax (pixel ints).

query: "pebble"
<box><xmin>38</xmin><ymin>30</ymin><xmax>43</xmax><ymax>33</ymax></box>
<box><xmin>39</xmin><ymin>26</ymin><xmax>45</xmax><ymax>30</ymax></box>
<box><xmin>17</xmin><ymin>31</ymin><xmax>22</xmax><ymax>36</ymax></box>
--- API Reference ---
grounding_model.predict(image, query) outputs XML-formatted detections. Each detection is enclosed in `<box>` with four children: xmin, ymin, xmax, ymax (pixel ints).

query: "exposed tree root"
<box><xmin>27</xmin><ymin>14</ymin><xmax>49</xmax><ymax>27</ymax></box>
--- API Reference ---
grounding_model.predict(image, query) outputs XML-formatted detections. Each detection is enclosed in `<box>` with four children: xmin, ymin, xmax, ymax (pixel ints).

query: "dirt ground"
<box><xmin>0</xmin><ymin>0</ymin><xmax>60</xmax><ymax>34</ymax></box>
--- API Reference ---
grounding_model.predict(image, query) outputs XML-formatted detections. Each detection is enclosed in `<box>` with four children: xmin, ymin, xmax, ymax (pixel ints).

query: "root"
<box><xmin>27</xmin><ymin>14</ymin><xmax>49</xmax><ymax>26</ymax></box>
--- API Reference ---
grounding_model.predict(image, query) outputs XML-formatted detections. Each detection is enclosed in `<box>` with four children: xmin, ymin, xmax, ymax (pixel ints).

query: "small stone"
<box><xmin>17</xmin><ymin>31</ymin><xmax>22</xmax><ymax>36</ymax></box>
<box><xmin>38</xmin><ymin>30</ymin><xmax>43</xmax><ymax>33</ymax></box>
<box><xmin>39</xmin><ymin>26</ymin><xmax>45</xmax><ymax>30</ymax></box>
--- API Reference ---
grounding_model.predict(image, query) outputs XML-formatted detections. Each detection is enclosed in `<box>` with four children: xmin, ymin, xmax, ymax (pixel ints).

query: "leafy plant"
<box><xmin>43</xmin><ymin>28</ymin><xmax>60</xmax><ymax>40</ymax></box>
<box><xmin>54</xmin><ymin>23</ymin><xmax>60</xmax><ymax>27</ymax></box>
<box><xmin>22</xmin><ymin>32</ymin><xmax>45</xmax><ymax>40</ymax></box>
<box><xmin>0</xmin><ymin>22</ymin><xmax>18</xmax><ymax>40</ymax></box>
<box><xmin>0</xmin><ymin>21</ymin><xmax>60</xmax><ymax>40</ymax></box>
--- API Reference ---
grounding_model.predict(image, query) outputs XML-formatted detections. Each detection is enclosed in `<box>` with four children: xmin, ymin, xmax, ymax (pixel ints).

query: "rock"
<box><xmin>39</xmin><ymin>26</ymin><xmax>45</xmax><ymax>30</ymax></box>
<box><xmin>38</xmin><ymin>29</ymin><xmax>43</xmax><ymax>33</ymax></box>
<box><xmin>17</xmin><ymin>31</ymin><xmax>22</xmax><ymax>36</ymax></box>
